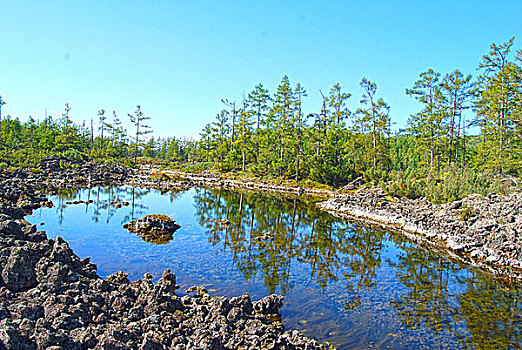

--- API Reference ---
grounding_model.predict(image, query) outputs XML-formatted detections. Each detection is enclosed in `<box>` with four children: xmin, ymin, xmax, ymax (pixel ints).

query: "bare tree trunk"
<box><xmin>461</xmin><ymin>115</ymin><xmax>466</xmax><ymax>168</ymax></box>
<box><xmin>295</xmin><ymin>144</ymin><xmax>300</xmax><ymax>182</ymax></box>
<box><xmin>90</xmin><ymin>118</ymin><xmax>94</xmax><ymax>151</ymax></box>
<box><xmin>134</xmin><ymin>121</ymin><xmax>140</xmax><ymax>163</ymax></box>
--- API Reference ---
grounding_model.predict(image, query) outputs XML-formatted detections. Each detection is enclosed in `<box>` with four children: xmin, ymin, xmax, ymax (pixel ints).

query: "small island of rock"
<box><xmin>123</xmin><ymin>214</ymin><xmax>181</xmax><ymax>244</ymax></box>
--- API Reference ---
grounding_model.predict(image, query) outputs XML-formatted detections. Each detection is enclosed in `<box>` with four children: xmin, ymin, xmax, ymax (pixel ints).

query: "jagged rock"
<box><xmin>122</xmin><ymin>215</ymin><xmax>181</xmax><ymax>244</ymax></box>
<box><xmin>0</xmin><ymin>164</ymin><xmax>332</xmax><ymax>349</ymax></box>
<box><xmin>1</xmin><ymin>246</ymin><xmax>39</xmax><ymax>292</ymax></box>
<box><xmin>319</xmin><ymin>187</ymin><xmax>522</xmax><ymax>280</ymax></box>
<box><xmin>123</xmin><ymin>215</ymin><xmax>181</xmax><ymax>235</ymax></box>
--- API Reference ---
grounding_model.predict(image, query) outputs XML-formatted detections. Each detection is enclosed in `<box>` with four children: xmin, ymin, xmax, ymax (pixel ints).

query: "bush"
<box><xmin>182</xmin><ymin>162</ymin><xmax>213</xmax><ymax>173</ymax></box>
<box><xmin>383</xmin><ymin>167</ymin><xmax>514</xmax><ymax>203</ymax></box>
<box><xmin>61</xmin><ymin>149</ymin><xmax>84</xmax><ymax>162</ymax></box>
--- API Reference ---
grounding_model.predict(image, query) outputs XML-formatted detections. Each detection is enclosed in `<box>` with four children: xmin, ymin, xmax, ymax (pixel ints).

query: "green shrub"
<box><xmin>383</xmin><ymin>167</ymin><xmax>513</xmax><ymax>203</ymax></box>
<box><xmin>61</xmin><ymin>149</ymin><xmax>84</xmax><ymax>162</ymax></box>
<box><xmin>182</xmin><ymin>161</ymin><xmax>213</xmax><ymax>173</ymax></box>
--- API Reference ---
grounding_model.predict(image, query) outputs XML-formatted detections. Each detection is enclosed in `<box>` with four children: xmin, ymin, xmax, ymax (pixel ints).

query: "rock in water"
<box><xmin>123</xmin><ymin>214</ymin><xmax>181</xmax><ymax>234</ymax></box>
<box><xmin>122</xmin><ymin>215</ymin><xmax>181</xmax><ymax>244</ymax></box>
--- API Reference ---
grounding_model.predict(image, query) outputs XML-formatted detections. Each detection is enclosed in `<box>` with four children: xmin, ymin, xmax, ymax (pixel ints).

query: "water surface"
<box><xmin>27</xmin><ymin>186</ymin><xmax>522</xmax><ymax>349</ymax></box>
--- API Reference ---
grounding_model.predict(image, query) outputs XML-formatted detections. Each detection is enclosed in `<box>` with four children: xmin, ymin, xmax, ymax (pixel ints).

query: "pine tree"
<box><xmin>292</xmin><ymin>83</ymin><xmax>307</xmax><ymax>181</ymax></box>
<box><xmin>309</xmin><ymin>83</ymin><xmax>352</xmax><ymax>186</ymax></box>
<box><xmin>235</xmin><ymin>100</ymin><xmax>254</xmax><ymax>172</ymax></box>
<box><xmin>475</xmin><ymin>37</ymin><xmax>522</xmax><ymax>174</ymax></box>
<box><xmin>247</xmin><ymin>83</ymin><xmax>270</xmax><ymax>159</ymax></box>
<box><xmin>128</xmin><ymin>105</ymin><xmax>152</xmax><ymax>163</ymax></box>
<box><xmin>221</xmin><ymin>99</ymin><xmax>237</xmax><ymax>153</ymax></box>
<box><xmin>211</xmin><ymin>110</ymin><xmax>231</xmax><ymax>164</ymax></box>
<box><xmin>406</xmin><ymin>69</ymin><xmax>444</xmax><ymax>169</ymax></box>
<box><xmin>55</xmin><ymin>103</ymin><xmax>80</xmax><ymax>151</ymax></box>
<box><xmin>356</xmin><ymin>78</ymin><xmax>391</xmax><ymax>175</ymax></box>
<box><xmin>440</xmin><ymin>70</ymin><xmax>474</xmax><ymax>167</ymax></box>
<box><xmin>98</xmin><ymin>109</ymin><xmax>106</xmax><ymax>152</ymax></box>
<box><xmin>270</xmin><ymin>75</ymin><xmax>294</xmax><ymax>177</ymax></box>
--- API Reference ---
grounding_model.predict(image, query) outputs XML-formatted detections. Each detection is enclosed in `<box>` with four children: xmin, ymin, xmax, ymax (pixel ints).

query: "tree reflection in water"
<box><xmin>193</xmin><ymin>187</ymin><xmax>386</xmax><ymax>296</ymax></box>
<box><xmin>55</xmin><ymin>186</ymin><xmax>153</xmax><ymax>224</ymax></box>
<box><xmin>193</xmin><ymin>187</ymin><xmax>522</xmax><ymax>349</ymax></box>
<box><xmin>47</xmin><ymin>185</ymin><xmax>522</xmax><ymax>349</ymax></box>
<box><xmin>389</xmin><ymin>236</ymin><xmax>522</xmax><ymax>349</ymax></box>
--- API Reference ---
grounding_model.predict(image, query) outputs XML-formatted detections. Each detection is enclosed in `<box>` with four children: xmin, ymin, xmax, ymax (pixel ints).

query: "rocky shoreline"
<box><xmin>133</xmin><ymin>166</ymin><xmax>522</xmax><ymax>282</ymax></box>
<box><xmin>131</xmin><ymin>166</ymin><xmax>522</xmax><ymax>282</ymax></box>
<box><xmin>0</xmin><ymin>158</ymin><xmax>329</xmax><ymax>349</ymax></box>
<box><xmin>3</xmin><ymin>157</ymin><xmax>522</xmax><ymax>348</ymax></box>
<box><xmin>125</xmin><ymin>168</ymin><xmax>331</xmax><ymax>198</ymax></box>
<box><xmin>319</xmin><ymin>186</ymin><xmax>522</xmax><ymax>282</ymax></box>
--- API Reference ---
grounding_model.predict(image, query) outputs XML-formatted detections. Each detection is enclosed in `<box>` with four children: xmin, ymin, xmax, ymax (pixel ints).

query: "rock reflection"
<box><xmin>135</xmin><ymin>230</ymin><xmax>174</xmax><ymax>245</ymax></box>
<box><xmin>123</xmin><ymin>214</ymin><xmax>181</xmax><ymax>245</ymax></box>
<box><xmin>52</xmin><ymin>186</ymin><xmax>184</xmax><ymax>244</ymax></box>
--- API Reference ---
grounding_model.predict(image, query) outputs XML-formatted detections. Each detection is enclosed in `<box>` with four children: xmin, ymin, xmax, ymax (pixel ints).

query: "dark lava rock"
<box><xmin>123</xmin><ymin>215</ymin><xmax>181</xmax><ymax>244</ymax></box>
<box><xmin>1</xmin><ymin>246</ymin><xmax>39</xmax><ymax>292</ymax></box>
<box><xmin>0</xmin><ymin>165</ymin><xmax>329</xmax><ymax>349</ymax></box>
<box><xmin>123</xmin><ymin>214</ymin><xmax>181</xmax><ymax>234</ymax></box>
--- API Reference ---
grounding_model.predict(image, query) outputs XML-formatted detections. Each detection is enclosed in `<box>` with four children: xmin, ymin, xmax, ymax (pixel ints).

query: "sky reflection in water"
<box><xmin>27</xmin><ymin>186</ymin><xmax>522</xmax><ymax>349</ymax></box>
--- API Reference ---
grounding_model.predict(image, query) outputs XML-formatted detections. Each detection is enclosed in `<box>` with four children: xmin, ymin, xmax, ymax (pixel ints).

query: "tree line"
<box><xmin>0</xmin><ymin>37</ymin><xmax>520</xmax><ymax>202</ymax></box>
<box><xmin>0</xmin><ymin>101</ymin><xmax>196</xmax><ymax>167</ymax></box>
<box><xmin>191</xmin><ymin>37</ymin><xmax>522</xmax><ymax>200</ymax></box>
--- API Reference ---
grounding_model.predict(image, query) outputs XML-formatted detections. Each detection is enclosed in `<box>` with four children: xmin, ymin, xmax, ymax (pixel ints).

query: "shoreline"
<box><xmin>125</xmin><ymin>168</ymin><xmax>332</xmax><ymax>198</ymax></box>
<box><xmin>318</xmin><ymin>188</ymin><xmax>522</xmax><ymax>282</ymax></box>
<box><xmin>135</xmin><ymin>166</ymin><xmax>522</xmax><ymax>283</ymax></box>
<box><xmin>3</xmin><ymin>156</ymin><xmax>522</xmax><ymax>347</ymax></box>
<box><xmin>0</xmin><ymin>159</ymin><xmax>329</xmax><ymax>349</ymax></box>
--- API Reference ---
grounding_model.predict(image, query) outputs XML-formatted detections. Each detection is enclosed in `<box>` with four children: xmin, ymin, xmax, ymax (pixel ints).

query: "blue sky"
<box><xmin>1</xmin><ymin>1</ymin><xmax>521</xmax><ymax>138</ymax></box>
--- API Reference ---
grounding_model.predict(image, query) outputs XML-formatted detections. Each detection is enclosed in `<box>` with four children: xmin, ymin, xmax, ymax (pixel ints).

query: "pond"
<box><xmin>27</xmin><ymin>185</ymin><xmax>522</xmax><ymax>350</ymax></box>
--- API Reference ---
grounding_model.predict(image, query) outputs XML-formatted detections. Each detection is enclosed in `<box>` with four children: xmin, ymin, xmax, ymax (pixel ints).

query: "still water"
<box><xmin>27</xmin><ymin>186</ymin><xmax>522</xmax><ymax>349</ymax></box>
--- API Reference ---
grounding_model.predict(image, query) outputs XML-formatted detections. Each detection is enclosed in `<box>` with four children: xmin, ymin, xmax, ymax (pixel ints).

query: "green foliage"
<box><xmin>181</xmin><ymin>161</ymin><xmax>213</xmax><ymax>173</ymax></box>
<box><xmin>383</xmin><ymin>168</ymin><xmax>512</xmax><ymax>203</ymax></box>
<box><xmin>1</xmin><ymin>37</ymin><xmax>521</xmax><ymax>206</ymax></box>
<box><xmin>190</xmin><ymin>36</ymin><xmax>521</xmax><ymax>197</ymax></box>
<box><xmin>474</xmin><ymin>37</ymin><xmax>522</xmax><ymax>174</ymax></box>
<box><xmin>61</xmin><ymin>148</ymin><xmax>84</xmax><ymax>162</ymax></box>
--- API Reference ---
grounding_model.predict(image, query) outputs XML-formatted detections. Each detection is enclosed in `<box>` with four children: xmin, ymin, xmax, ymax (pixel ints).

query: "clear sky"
<box><xmin>1</xmin><ymin>1</ymin><xmax>521</xmax><ymax>139</ymax></box>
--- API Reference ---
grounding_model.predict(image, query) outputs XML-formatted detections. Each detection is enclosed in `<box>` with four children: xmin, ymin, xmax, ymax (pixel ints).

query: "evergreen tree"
<box><xmin>406</xmin><ymin>69</ymin><xmax>443</xmax><ymax>169</ymax></box>
<box><xmin>247</xmin><ymin>83</ymin><xmax>270</xmax><ymax>159</ymax></box>
<box><xmin>55</xmin><ymin>103</ymin><xmax>80</xmax><ymax>151</ymax></box>
<box><xmin>309</xmin><ymin>83</ymin><xmax>352</xmax><ymax>187</ymax></box>
<box><xmin>292</xmin><ymin>83</ymin><xmax>307</xmax><ymax>181</ymax></box>
<box><xmin>270</xmin><ymin>75</ymin><xmax>294</xmax><ymax>177</ymax></box>
<box><xmin>356</xmin><ymin>78</ymin><xmax>391</xmax><ymax>175</ymax></box>
<box><xmin>235</xmin><ymin>100</ymin><xmax>254</xmax><ymax>171</ymax></box>
<box><xmin>128</xmin><ymin>105</ymin><xmax>152</xmax><ymax>163</ymax></box>
<box><xmin>143</xmin><ymin>137</ymin><xmax>156</xmax><ymax>158</ymax></box>
<box><xmin>440</xmin><ymin>70</ymin><xmax>475</xmax><ymax>167</ymax></box>
<box><xmin>214</xmin><ymin>110</ymin><xmax>231</xmax><ymax>163</ymax></box>
<box><xmin>98</xmin><ymin>109</ymin><xmax>107</xmax><ymax>152</ymax></box>
<box><xmin>221</xmin><ymin>99</ymin><xmax>237</xmax><ymax>153</ymax></box>
<box><xmin>474</xmin><ymin>37</ymin><xmax>522</xmax><ymax>174</ymax></box>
